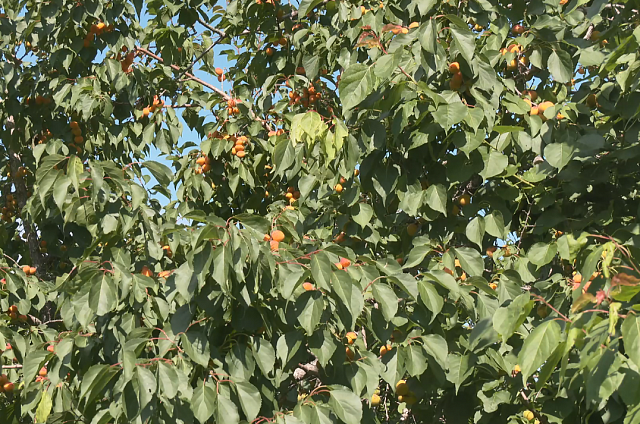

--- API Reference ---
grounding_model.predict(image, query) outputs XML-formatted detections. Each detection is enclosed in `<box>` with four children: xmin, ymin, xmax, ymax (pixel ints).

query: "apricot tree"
<box><xmin>1</xmin><ymin>0</ymin><xmax>640</xmax><ymax>423</ymax></box>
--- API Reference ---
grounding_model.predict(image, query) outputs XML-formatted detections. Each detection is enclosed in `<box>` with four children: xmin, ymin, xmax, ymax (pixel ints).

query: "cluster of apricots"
<box><xmin>215</xmin><ymin>67</ymin><xmax>225</xmax><ymax>82</ymax></box>
<box><xmin>21</xmin><ymin>265</ymin><xmax>37</xmax><ymax>276</ymax></box>
<box><xmin>287</xmin><ymin>80</ymin><xmax>325</xmax><ymax>109</ymax></box>
<box><xmin>499</xmin><ymin>43</ymin><xmax>528</xmax><ymax>72</ymax></box>
<box><xmin>231</xmin><ymin>135</ymin><xmax>248</xmax><ymax>158</ymax></box>
<box><xmin>119</xmin><ymin>46</ymin><xmax>135</xmax><ymax>73</ymax></box>
<box><xmin>162</xmin><ymin>244</ymin><xmax>172</xmax><ymax>258</ymax></box>
<box><xmin>227</xmin><ymin>97</ymin><xmax>241</xmax><ymax>115</ymax></box>
<box><xmin>69</xmin><ymin>120</ymin><xmax>84</xmax><ymax>153</ymax></box>
<box><xmin>344</xmin><ymin>331</ymin><xmax>358</xmax><ymax>361</ymax></box>
<box><xmin>24</xmin><ymin>94</ymin><xmax>52</xmax><ymax>106</ymax></box>
<box><xmin>394</xmin><ymin>379</ymin><xmax>418</xmax><ymax>406</ymax></box>
<box><xmin>5</xmin><ymin>305</ymin><xmax>27</xmax><ymax>322</ymax></box>
<box><xmin>195</xmin><ymin>153</ymin><xmax>212</xmax><ymax>174</ymax></box>
<box><xmin>335</xmin><ymin>257</ymin><xmax>351</xmax><ymax>270</ymax></box>
<box><xmin>267</xmin><ymin>128</ymin><xmax>285</xmax><ymax>137</ymax></box>
<box><xmin>334</xmin><ymin>176</ymin><xmax>347</xmax><ymax>193</ymax></box>
<box><xmin>256</xmin><ymin>0</ymin><xmax>279</xmax><ymax>6</ymax></box>
<box><xmin>0</xmin><ymin>374</ymin><xmax>14</xmax><ymax>394</ymax></box>
<box><xmin>383</xmin><ymin>21</ymin><xmax>419</xmax><ymax>34</ymax></box>
<box><xmin>83</xmin><ymin>21</ymin><xmax>114</xmax><ymax>47</ymax></box>
<box><xmin>142</xmin><ymin>95</ymin><xmax>164</xmax><ymax>118</ymax></box>
<box><xmin>284</xmin><ymin>186</ymin><xmax>301</xmax><ymax>205</ymax></box>
<box><xmin>35</xmin><ymin>366</ymin><xmax>48</xmax><ymax>383</ymax></box>
<box><xmin>265</xmin><ymin>229</ymin><xmax>285</xmax><ymax>251</ymax></box>
<box><xmin>37</xmin><ymin>128</ymin><xmax>52</xmax><ymax>145</ymax></box>
<box><xmin>1</xmin><ymin>193</ymin><xmax>18</xmax><ymax>222</ymax></box>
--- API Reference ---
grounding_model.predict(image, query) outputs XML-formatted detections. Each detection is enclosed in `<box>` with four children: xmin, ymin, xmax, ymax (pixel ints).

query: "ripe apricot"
<box><xmin>215</xmin><ymin>67</ymin><xmax>224</xmax><ymax>76</ymax></box>
<box><xmin>538</xmin><ymin>101</ymin><xmax>554</xmax><ymax>117</ymax></box>
<box><xmin>70</xmin><ymin>121</ymin><xmax>79</xmax><ymax>129</ymax></box>
<box><xmin>449</xmin><ymin>62</ymin><xmax>460</xmax><ymax>74</ymax></box>
<box><xmin>449</xmin><ymin>72</ymin><xmax>463</xmax><ymax>90</ymax></box>
<box><xmin>236</xmin><ymin>150</ymin><xmax>246</xmax><ymax>158</ymax></box>
<box><xmin>142</xmin><ymin>107</ymin><xmax>150</xmax><ymax>117</ymax></box>
<box><xmin>141</xmin><ymin>266</ymin><xmax>153</xmax><ymax>277</ymax></box>
<box><xmin>371</xmin><ymin>393</ymin><xmax>381</xmax><ymax>406</ymax></box>
<box><xmin>22</xmin><ymin>265</ymin><xmax>30</xmax><ymax>274</ymax></box>
<box><xmin>346</xmin><ymin>331</ymin><xmax>357</xmax><ymax>344</ymax></box>
<box><xmin>409</xmin><ymin>22</ymin><xmax>419</xmax><ymax>29</ymax></box>
<box><xmin>345</xmin><ymin>347</ymin><xmax>354</xmax><ymax>361</ymax></box>
<box><xmin>334</xmin><ymin>183</ymin><xmax>343</xmax><ymax>193</ymax></box>
<box><xmin>458</xmin><ymin>194</ymin><xmax>471</xmax><ymax>206</ymax></box>
<box><xmin>270</xmin><ymin>240</ymin><xmax>280</xmax><ymax>251</ymax></box>
<box><xmin>530</xmin><ymin>105</ymin><xmax>539</xmax><ymax>116</ymax></box>
<box><xmin>39</xmin><ymin>367</ymin><xmax>47</xmax><ymax>377</ymax></box>
<box><xmin>512</xmin><ymin>24</ymin><xmax>525</xmax><ymax>35</ymax></box>
<box><xmin>202</xmin><ymin>164</ymin><xmax>211</xmax><ymax>173</ymax></box>
<box><xmin>263</xmin><ymin>234</ymin><xmax>271</xmax><ymax>241</ymax></box>
<box><xmin>380</xmin><ymin>343</ymin><xmax>392</xmax><ymax>356</ymax></box>
<box><xmin>507</xmin><ymin>59</ymin><xmax>517</xmax><ymax>70</ymax></box>
<box><xmin>396</xmin><ymin>380</ymin><xmax>409</xmax><ymax>396</ymax></box>
<box><xmin>266</xmin><ymin>47</ymin><xmax>274</xmax><ymax>56</ymax></box>
<box><xmin>339</xmin><ymin>257</ymin><xmax>351</xmax><ymax>268</ymax></box>
<box><xmin>74</xmin><ymin>136</ymin><xmax>84</xmax><ymax>143</ymax></box>
<box><xmin>196</xmin><ymin>157</ymin><xmax>206</xmax><ymax>166</ymax></box>
<box><xmin>3</xmin><ymin>382</ymin><xmax>13</xmax><ymax>393</ymax></box>
<box><xmin>303</xmin><ymin>282</ymin><xmax>315</xmax><ymax>291</ymax></box>
<box><xmin>271</xmin><ymin>230</ymin><xmax>285</xmax><ymax>242</ymax></box>
<box><xmin>29</xmin><ymin>267</ymin><xmax>36</xmax><ymax>275</ymax></box>
<box><xmin>523</xmin><ymin>410</ymin><xmax>535</xmax><ymax>421</ymax></box>
<box><xmin>296</xmin><ymin>66</ymin><xmax>305</xmax><ymax>75</ymax></box>
<box><xmin>335</xmin><ymin>263</ymin><xmax>343</xmax><ymax>270</ymax></box>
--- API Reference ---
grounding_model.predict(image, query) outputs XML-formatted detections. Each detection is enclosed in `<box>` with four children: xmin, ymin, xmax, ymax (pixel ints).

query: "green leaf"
<box><xmin>331</xmin><ymin>271</ymin><xmax>364</xmax><ymax>328</ymax></box>
<box><xmin>327</xmin><ymin>386</ymin><xmax>363</xmax><ymax>424</ymax></box>
<box><xmin>492</xmin><ymin>294</ymin><xmax>533</xmax><ymax>341</ymax></box>
<box><xmin>446</xmin><ymin>353</ymin><xmax>475</xmax><ymax>394</ymax></box>
<box><xmin>352</xmin><ymin>203</ymin><xmax>373</xmax><ymax>228</ymax></box>
<box><xmin>422</xmin><ymin>334</ymin><xmax>448</xmax><ymax>369</ymax></box>
<box><xmin>297</xmin><ymin>291</ymin><xmax>324</xmax><ymax>335</ymax></box>
<box><xmin>405</xmin><ymin>345</ymin><xmax>429</xmax><ymax>376</ymax></box>
<box><xmin>484</xmin><ymin>211</ymin><xmax>507</xmax><ymax>239</ymax></box>
<box><xmin>157</xmin><ymin>362</ymin><xmax>178</xmax><ymax>399</ymax></box>
<box><xmin>480</xmin><ymin>149</ymin><xmax>508</xmax><ymax>179</ymax></box>
<box><xmin>544</xmin><ymin>142</ymin><xmax>575</xmax><ymax>171</ymax></box>
<box><xmin>466</xmin><ymin>217</ymin><xmax>485</xmax><ymax>248</ymax></box>
<box><xmin>621</xmin><ymin>315</ymin><xmax>640</xmax><ymax>370</ymax></box>
<box><xmin>142</xmin><ymin>160</ymin><xmax>173</xmax><ymax>187</ymax></box>
<box><xmin>418</xmin><ymin>281</ymin><xmax>444</xmax><ymax>319</ymax></box>
<box><xmin>432</xmin><ymin>102</ymin><xmax>468</xmax><ymax>131</ymax></box>
<box><xmin>35</xmin><ymin>389</ymin><xmax>53</xmax><ymax>423</ymax></box>
<box><xmin>403</xmin><ymin>245</ymin><xmax>431</xmax><ymax>269</ymax></box>
<box><xmin>372</xmin><ymin>282</ymin><xmax>398</xmax><ymax>321</ymax></box>
<box><xmin>89</xmin><ymin>274</ymin><xmax>117</xmax><ymax>316</ymax></box>
<box><xmin>453</xmin><ymin>247</ymin><xmax>484</xmax><ymax>277</ymax></box>
<box><xmin>518</xmin><ymin>320</ymin><xmax>562</xmax><ymax>384</ymax></box>
<box><xmin>192</xmin><ymin>383</ymin><xmax>216</xmax><ymax>423</ymax></box>
<box><xmin>310</xmin><ymin>252</ymin><xmax>332</xmax><ymax>292</ymax></box>
<box><xmin>528</xmin><ymin>242</ymin><xmax>558</xmax><ymax>266</ymax></box>
<box><xmin>425</xmin><ymin>184</ymin><xmax>448</xmax><ymax>214</ymax></box>
<box><xmin>236</xmin><ymin>214</ymin><xmax>270</xmax><ymax>235</ymax></box>
<box><xmin>339</xmin><ymin>64</ymin><xmax>374</xmax><ymax>111</ymax></box>
<box><xmin>235</xmin><ymin>381</ymin><xmax>262</xmax><ymax>422</ymax></box>
<box><xmin>252</xmin><ymin>337</ymin><xmax>276</xmax><ymax>375</ymax></box>
<box><xmin>23</xmin><ymin>351</ymin><xmax>50</xmax><ymax>385</ymax></box>
<box><xmin>449</xmin><ymin>23</ymin><xmax>476</xmax><ymax>64</ymax></box>
<box><xmin>389</xmin><ymin>273</ymin><xmax>419</xmax><ymax>299</ymax></box>
<box><xmin>309</xmin><ymin>329</ymin><xmax>338</xmax><ymax>368</ymax></box>
<box><xmin>548</xmin><ymin>49</ymin><xmax>573</xmax><ymax>84</ymax></box>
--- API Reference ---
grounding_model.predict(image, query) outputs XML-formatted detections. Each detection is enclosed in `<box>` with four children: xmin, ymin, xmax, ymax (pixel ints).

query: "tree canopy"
<box><xmin>1</xmin><ymin>0</ymin><xmax>640</xmax><ymax>423</ymax></box>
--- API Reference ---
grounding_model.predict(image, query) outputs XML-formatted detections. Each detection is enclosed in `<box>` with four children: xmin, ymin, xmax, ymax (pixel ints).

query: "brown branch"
<box><xmin>135</xmin><ymin>47</ymin><xmax>230</xmax><ymax>100</ymax></box>
<box><xmin>2</xmin><ymin>365</ymin><xmax>24</xmax><ymax>369</ymax></box>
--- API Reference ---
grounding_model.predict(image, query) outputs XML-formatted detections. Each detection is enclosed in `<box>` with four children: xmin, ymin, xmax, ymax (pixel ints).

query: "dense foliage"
<box><xmin>1</xmin><ymin>0</ymin><xmax>640</xmax><ymax>422</ymax></box>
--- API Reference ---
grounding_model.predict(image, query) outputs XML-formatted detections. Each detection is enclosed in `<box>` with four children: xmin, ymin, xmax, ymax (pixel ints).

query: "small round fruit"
<box><xmin>407</xmin><ymin>223</ymin><xmax>418</xmax><ymax>237</ymax></box>
<box><xmin>395</xmin><ymin>380</ymin><xmax>409</xmax><ymax>396</ymax></box>
<box><xmin>334</xmin><ymin>183</ymin><xmax>343</xmax><ymax>193</ymax></box>
<box><xmin>271</xmin><ymin>230</ymin><xmax>285</xmax><ymax>242</ymax></box>
<box><xmin>339</xmin><ymin>257</ymin><xmax>351</xmax><ymax>268</ymax></box>
<box><xmin>458</xmin><ymin>194</ymin><xmax>471</xmax><ymax>206</ymax></box>
<box><xmin>215</xmin><ymin>67</ymin><xmax>224</xmax><ymax>76</ymax></box>
<box><xmin>266</xmin><ymin>47</ymin><xmax>274</xmax><ymax>56</ymax></box>
<box><xmin>3</xmin><ymin>382</ymin><xmax>13</xmax><ymax>393</ymax></box>
<box><xmin>141</xmin><ymin>266</ymin><xmax>153</xmax><ymax>277</ymax></box>
<box><xmin>345</xmin><ymin>347</ymin><xmax>354</xmax><ymax>361</ymax></box>
<box><xmin>512</xmin><ymin>24</ymin><xmax>525</xmax><ymax>35</ymax></box>
<box><xmin>236</xmin><ymin>150</ymin><xmax>246</xmax><ymax>158</ymax></box>
<box><xmin>371</xmin><ymin>393</ymin><xmax>381</xmax><ymax>406</ymax></box>
<box><xmin>39</xmin><ymin>367</ymin><xmax>48</xmax><ymax>377</ymax></box>
<box><xmin>485</xmin><ymin>246</ymin><xmax>496</xmax><ymax>257</ymax></box>
<box><xmin>196</xmin><ymin>157</ymin><xmax>206</xmax><ymax>166</ymax></box>
<box><xmin>346</xmin><ymin>331</ymin><xmax>357</xmax><ymax>344</ymax></box>
<box><xmin>22</xmin><ymin>265</ymin><xmax>30</xmax><ymax>274</ymax></box>
<box><xmin>523</xmin><ymin>410</ymin><xmax>535</xmax><ymax>421</ymax></box>
<box><xmin>302</xmin><ymin>282</ymin><xmax>315</xmax><ymax>291</ymax></box>
<box><xmin>270</xmin><ymin>240</ymin><xmax>280</xmax><ymax>251</ymax></box>
<box><xmin>380</xmin><ymin>344</ymin><xmax>392</xmax><ymax>356</ymax></box>
<box><xmin>448</xmin><ymin>62</ymin><xmax>460</xmax><ymax>74</ymax></box>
